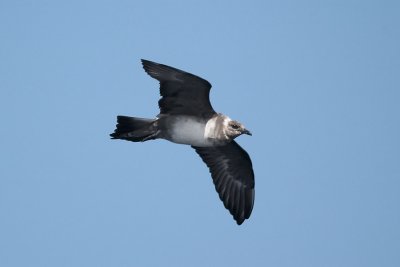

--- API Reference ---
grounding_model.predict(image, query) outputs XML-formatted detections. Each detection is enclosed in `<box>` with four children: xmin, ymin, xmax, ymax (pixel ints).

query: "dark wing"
<box><xmin>141</xmin><ymin>59</ymin><xmax>216</xmax><ymax>118</ymax></box>
<box><xmin>192</xmin><ymin>141</ymin><xmax>255</xmax><ymax>225</ymax></box>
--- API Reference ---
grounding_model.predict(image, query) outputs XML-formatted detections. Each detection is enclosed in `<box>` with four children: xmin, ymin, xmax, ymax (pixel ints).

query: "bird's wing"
<box><xmin>141</xmin><ymin>59</ymin><xmax>216</xmax><ymax>118</ymax></box>
<box><xmin>192</xmin><ymin>141</ymin><xmax>255</xmax><ymax>225</ymax></box>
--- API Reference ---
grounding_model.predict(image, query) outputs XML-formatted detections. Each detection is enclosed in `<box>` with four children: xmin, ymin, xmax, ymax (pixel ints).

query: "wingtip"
<box><xmin>235</xmin><ymin>218</ymin><xmax>245</xmax><ymax>225</ymax></box>
<box><xmin>141</xmin><ymin>59</ymin><xmax>157</xmax><ymax>67</ymax></box>
<box><xmin>140</xmin><ymin>58</ymin><xmax>149</xmax><ymax>64</ymax></box>
<box><xmin>140</xmin><ymin>59</ymin><xmax>162</xmax><ymax>77</ymax></box>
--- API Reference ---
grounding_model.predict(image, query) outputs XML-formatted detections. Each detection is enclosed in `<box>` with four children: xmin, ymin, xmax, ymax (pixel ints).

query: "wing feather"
<box><xmin>192</xmin><ymin>141</ymin><xmax>255</xmax><ymax>225</ymax></box>
<box><xmin>141</xmin><ymin>59</ymin><xmax>216</xmax><ymax>118</ymax></box>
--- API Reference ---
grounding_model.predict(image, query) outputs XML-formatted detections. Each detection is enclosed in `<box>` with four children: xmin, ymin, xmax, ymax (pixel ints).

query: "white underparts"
<box><xmin>169</xmin><ymin>117</ymin><xmax>211</xmax><ymax>147</ymax></box>
<box><xmin>167</xmin><ymin>115</ymin><xmax>232</xmax><ymax>147</ymax></box>
<box><xmin>204</xmin><ymin>116</ymin><xmax>219</xmax><ymax>139</ymax></box>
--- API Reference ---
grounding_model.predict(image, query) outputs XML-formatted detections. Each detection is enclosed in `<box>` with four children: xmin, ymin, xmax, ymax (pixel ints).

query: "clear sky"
<box><xmin>1</xmin><ymin>1</ymin><xmax>399</xmax><ymax>266</ymax></box>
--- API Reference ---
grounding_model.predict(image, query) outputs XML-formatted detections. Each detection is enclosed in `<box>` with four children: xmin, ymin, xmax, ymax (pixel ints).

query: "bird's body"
<box><xmin>156</xmin><ymin>113</ymin><xmax>232</xmax><ymax>147</ymax></box>
<box><xmin>111</xmin><ymin>60</ymin><xmax>255</xmax><ymax>225</ymax></box>
<box><xmin>160</xmin><ymin>115</ymin><xmax>214</xmax><ymax>147</ymax></box>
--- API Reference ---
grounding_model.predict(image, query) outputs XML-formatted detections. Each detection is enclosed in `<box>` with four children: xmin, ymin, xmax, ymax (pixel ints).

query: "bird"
<box><xmin>110</xmin><ymin>59</ymin><xmax>255</xmax><ymax>225</ymax></box>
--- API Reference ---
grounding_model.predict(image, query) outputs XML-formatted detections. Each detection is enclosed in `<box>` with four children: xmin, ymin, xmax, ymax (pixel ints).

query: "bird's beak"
<box><xmin>242</xmin><ymin>129</ymin><xmax>252</xmax><ymax>136</ymax></box>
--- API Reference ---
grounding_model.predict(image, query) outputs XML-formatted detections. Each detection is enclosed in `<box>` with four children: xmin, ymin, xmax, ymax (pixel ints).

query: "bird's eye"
<box><xmin>231</xmin><ymin>124</ymin><xmax>240</xmax><ymax>130</ymax></box>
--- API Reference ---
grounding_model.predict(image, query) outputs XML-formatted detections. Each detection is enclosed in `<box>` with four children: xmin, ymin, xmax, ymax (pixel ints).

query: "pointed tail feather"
<box><xmin>110</xmin><ymin>116</ymin><xmax>157</xmax><ymax>142</ymax></box>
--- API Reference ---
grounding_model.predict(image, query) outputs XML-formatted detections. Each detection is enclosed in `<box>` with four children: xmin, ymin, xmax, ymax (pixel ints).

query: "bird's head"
<box><xmin>225</xmin><ymin>119</ymin><xmax>252</xmax><ymax>139</ymax></box>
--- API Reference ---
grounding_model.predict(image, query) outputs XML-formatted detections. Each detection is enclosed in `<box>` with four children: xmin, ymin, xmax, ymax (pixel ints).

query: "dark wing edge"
<box><xmin>192</xmin><ymin>141</ymin><xmax>255</xmax><ymax>225</ymax></box>
<box><xmin>141</xmin><ymin>59</ymin><xmax>212</xmax><ymax>89</ymax></box>
<box><xmin>140</xmin><ymin>59</ymin><xmax>215</xmax><ymax>118</ymax></box>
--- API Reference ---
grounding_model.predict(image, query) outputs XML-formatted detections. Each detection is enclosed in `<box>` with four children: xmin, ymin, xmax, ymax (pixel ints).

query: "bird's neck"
<box><xmin>204</xmin><ymin>114</ymin><xmax>231</xmax><ymax>141</ymax></box>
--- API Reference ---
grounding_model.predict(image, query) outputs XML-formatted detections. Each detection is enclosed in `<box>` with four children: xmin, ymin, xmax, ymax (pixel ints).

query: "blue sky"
<box><xmin>1</xmin><ymin>0</ymin><xmax>399</xmax><ymax>266</ymax></box>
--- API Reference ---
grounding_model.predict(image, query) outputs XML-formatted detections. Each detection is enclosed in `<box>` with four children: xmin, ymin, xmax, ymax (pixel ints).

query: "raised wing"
<box><xmin>141</xmin><ymin>59</ymin><xmax>216</xmax><ymax>118</ymax></box>
<box><xmin>192</xmin><ymin>141</ymin><xmax>255</xmax><ymax>225</ymax></box>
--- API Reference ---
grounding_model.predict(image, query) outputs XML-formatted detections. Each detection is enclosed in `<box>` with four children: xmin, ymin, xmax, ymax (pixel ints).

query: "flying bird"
<box><xmin>110</xmin><ymin>60</ymin><xmax>255</xmax><ymax>225</ymax></box>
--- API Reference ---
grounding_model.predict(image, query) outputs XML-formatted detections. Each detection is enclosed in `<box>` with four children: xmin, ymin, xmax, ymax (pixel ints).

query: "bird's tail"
<box><xmin>110</xmin><ymin>116</ymin><xmax>158</xmax><ymax>142</ymax></box>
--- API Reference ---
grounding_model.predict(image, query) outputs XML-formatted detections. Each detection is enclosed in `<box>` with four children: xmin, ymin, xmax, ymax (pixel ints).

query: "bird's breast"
<box><xmin>164</xmin><ymin>116</ymin><xmax>225</xmax><ymax>147</ymax></box>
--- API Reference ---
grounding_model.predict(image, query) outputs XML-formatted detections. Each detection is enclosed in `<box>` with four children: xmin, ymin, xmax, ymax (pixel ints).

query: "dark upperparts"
<box><xmin>141</xmin><ymin>59</ymin><xmax>216</xmax><ymax>119</ymax></box>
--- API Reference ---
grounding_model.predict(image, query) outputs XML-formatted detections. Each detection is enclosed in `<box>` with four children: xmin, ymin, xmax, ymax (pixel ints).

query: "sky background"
<box><xmin>1</xmin><ymin>0</ymin><xmax>399</xmax><ymax>266</ymax></box>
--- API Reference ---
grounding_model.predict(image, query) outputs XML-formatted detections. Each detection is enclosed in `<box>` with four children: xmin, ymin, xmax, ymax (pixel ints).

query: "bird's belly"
<box><xmin>166</xmin><ymin>117</ymin><xmax>215</xmax><ymax>147</ymax></box>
